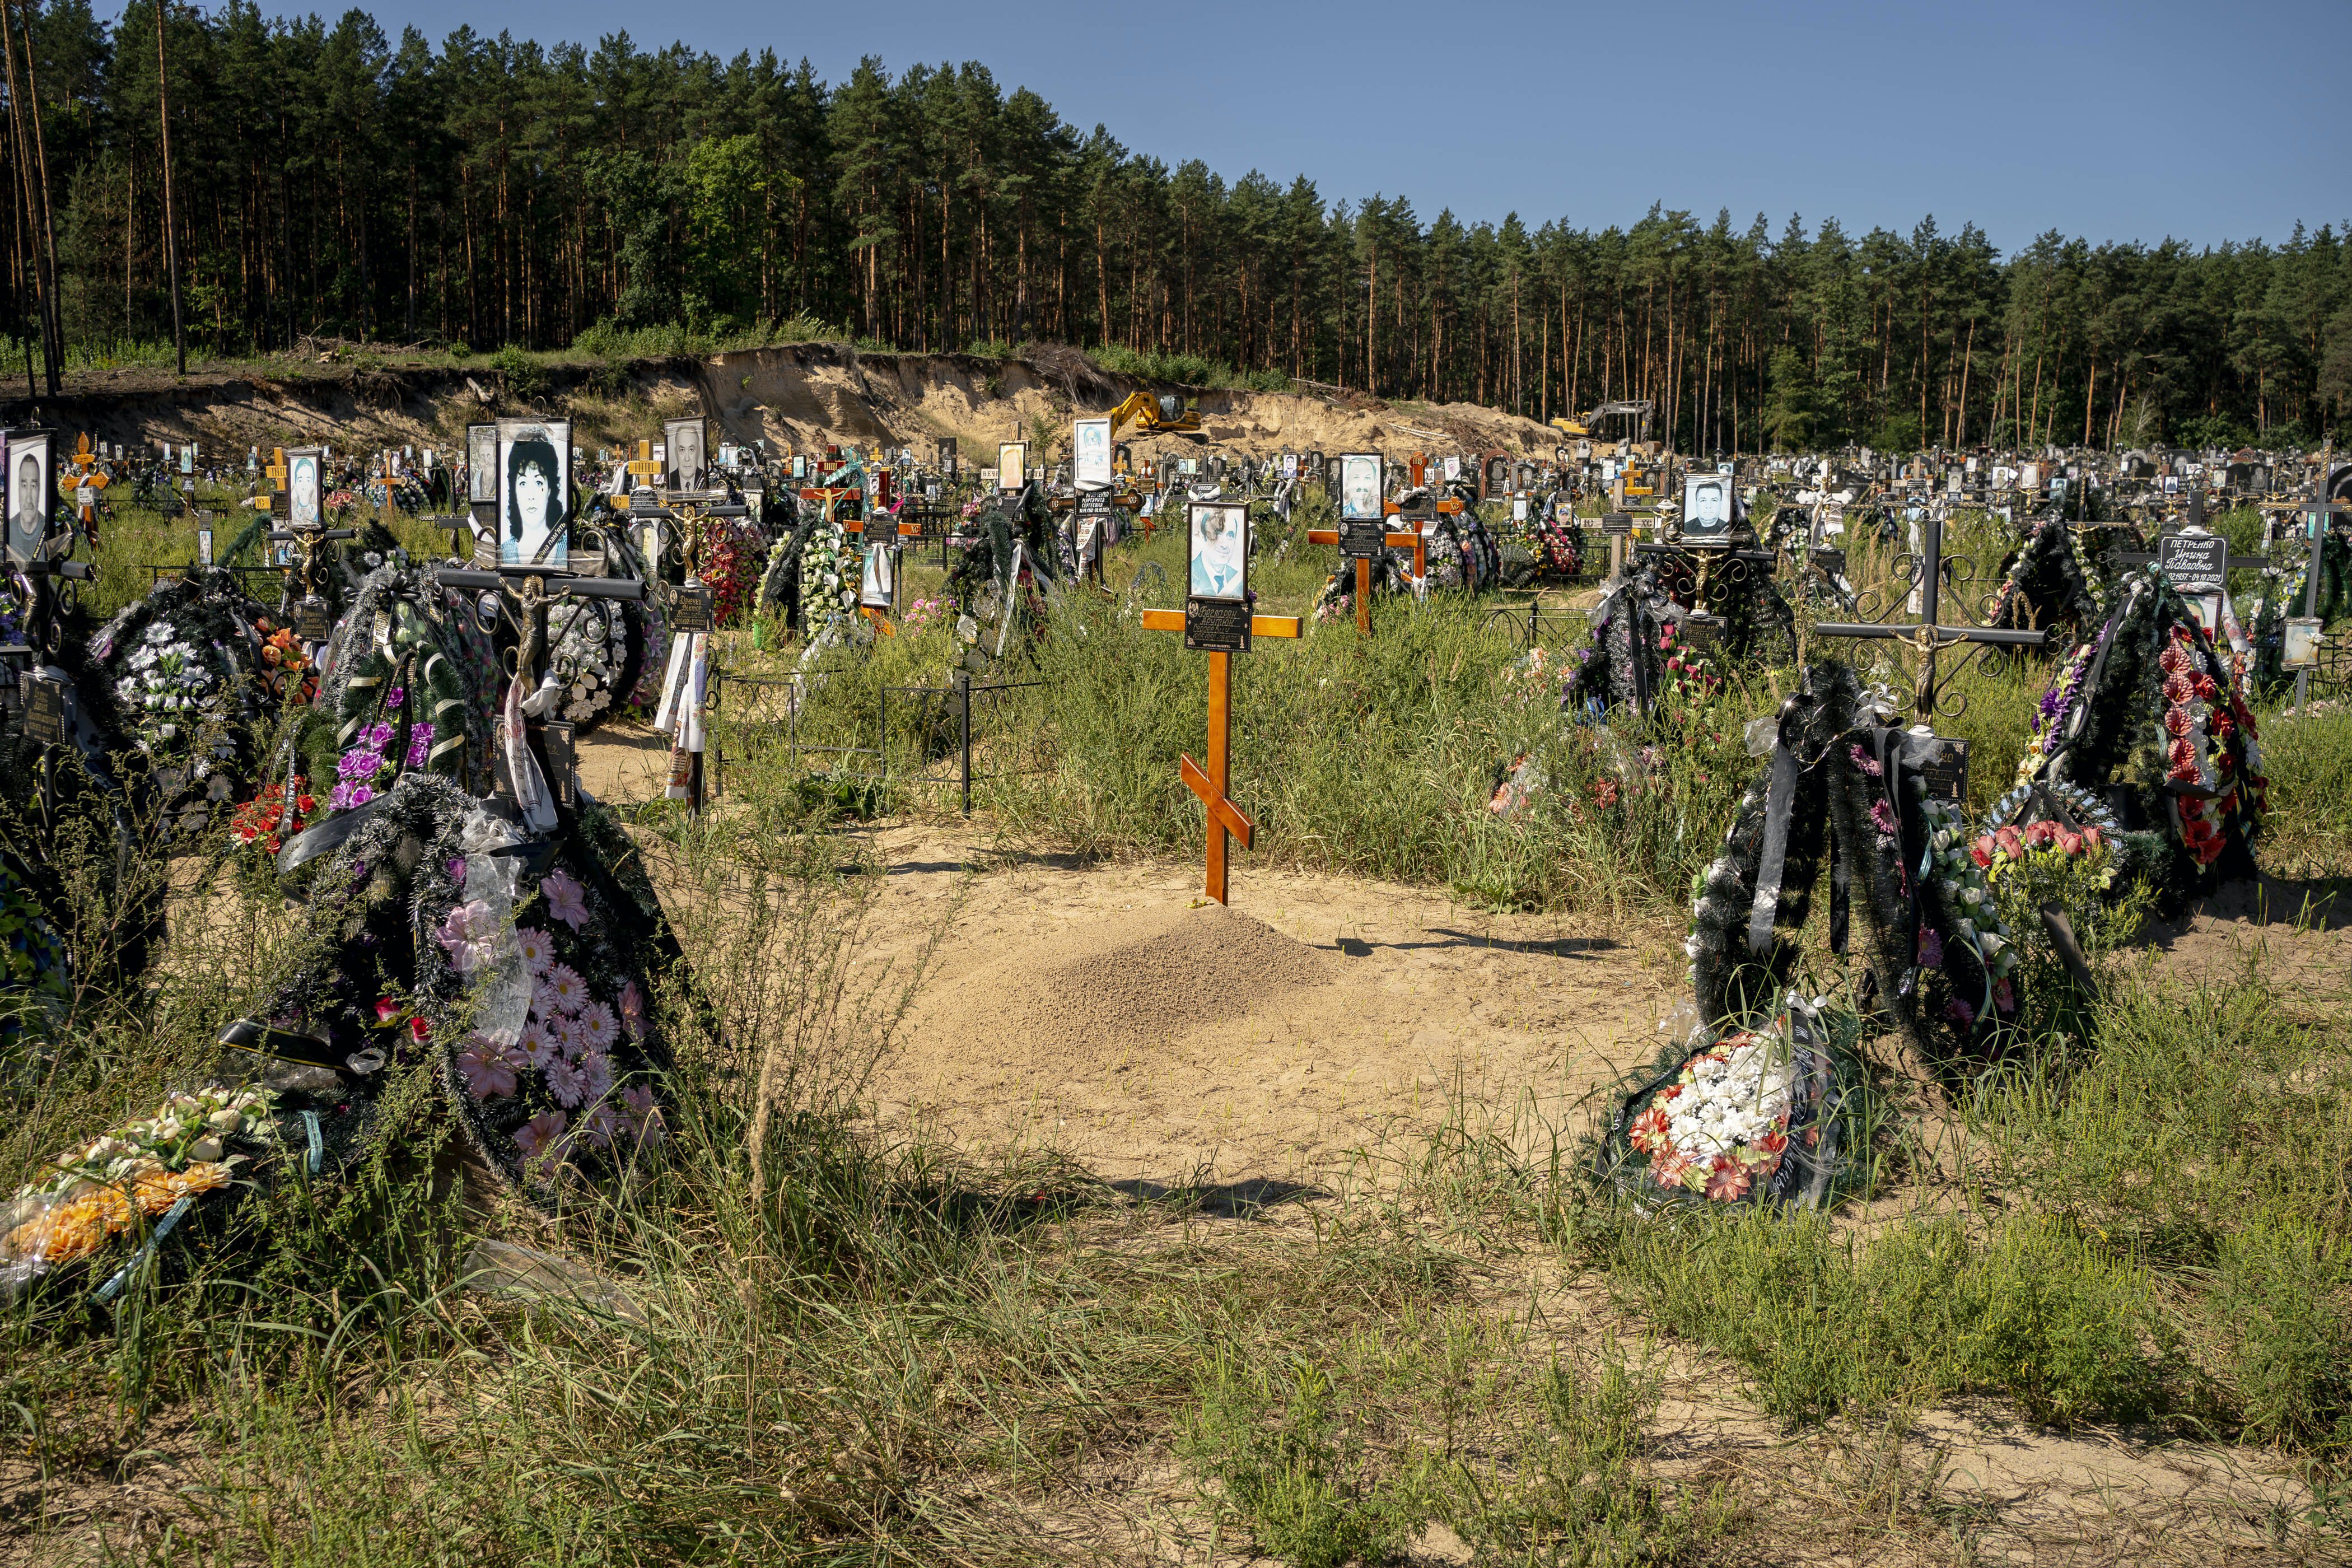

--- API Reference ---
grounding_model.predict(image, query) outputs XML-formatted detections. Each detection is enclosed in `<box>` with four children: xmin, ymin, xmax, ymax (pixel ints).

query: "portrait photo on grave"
<box><xmin>998</xmin><ymin>442</ymin><xmax>1026</xmax><ymax>491</ymax></box>
<box><xmin>467</xmin><ymin>423</ymin><xmax>497</xmax><ymax>505</ymax></box>
<box><xmin>1682</xmin><ymin>472</ymin><xmax>1733</xmax><ymax>535</ymax></box>
<box><xmin>287</xmin><ymin>448</ymin><xmax>323</xmax><ymax>528</ymax></box>
<box><xmin>664</xmin><ymin>417</ymin><xmax>704</xmax><ymax>491</ymax></box>
<box><xmin>4</xmin><ymin>430</ymin><xmax>48</xmax><ymax>566</ymax></box>
<box><xmin>860</xmin><ymin>538</ymin><xmax>894</xmax><ymax>609</ymax></box>
<box><xmin>1073</xmin><ymin>417</ymin><xmax>1112</xmax><ymax>490</ymax></box>
<box><xmin>1190</xmin><ymin>502</ymin><xmax>1248</xmax><ymax>600</ymax></box>
<box><xmin>1340</xmin><ymin>452</ymin><xmax>1383</xmax><ymax>520</ymax></box>
<box><xmin>498</xmin><ymin>418</ymin><xmax>571</xmax><ymax>567</ymax></box>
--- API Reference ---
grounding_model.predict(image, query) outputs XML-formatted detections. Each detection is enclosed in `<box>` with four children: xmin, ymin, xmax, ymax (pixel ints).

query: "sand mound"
<box><xmin>909</xmin><ymin>902</ymin><xmax>1337</xmax><ymax>1068</ymax></box>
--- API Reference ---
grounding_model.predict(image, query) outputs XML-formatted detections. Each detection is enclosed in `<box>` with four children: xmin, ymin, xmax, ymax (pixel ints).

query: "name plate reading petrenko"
<box><xmin>668</xmin><ymin>583</ymin><xmax>714</xmax><ymax>633</ymax></box>
<box><xmin>1338</xmin><ymin>518</ymin><xmax>1388</xmax><ymax>560</ymax></box>
<box><xmin>1602</xmin><ymin>511</ymin><xmax>1632</xmax><ymax>536</ymax></box>
<box><xmin>295</xmin><ymin>595</ymin><xmax>335</xmax><ymax>642</ymax></box>
<box><xmin>21</xmin><ymin>670</ymin><xmax>68</xmax><ymax>746</ymax></box>
<box><xmin>1914</xmin><ymin>735</ymin><xmax>1969</xmax><ymax>804</ymax></box>
<box><xmin>2159</xmin><ymin>533</ymin><xmax>2229</xmax><ymax>594</ymax></box>
<box><xmin>1183</xmin><ymin>595</ymin><xmax>1252</xmax><ymax>654</ymax></box>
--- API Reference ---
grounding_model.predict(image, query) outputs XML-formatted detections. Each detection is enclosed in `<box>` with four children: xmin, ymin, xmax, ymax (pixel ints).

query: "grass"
<box><xmin>8</xmin><ymin>496</ymin><xmax>2352</xmax><ymax>1562</ymax></box>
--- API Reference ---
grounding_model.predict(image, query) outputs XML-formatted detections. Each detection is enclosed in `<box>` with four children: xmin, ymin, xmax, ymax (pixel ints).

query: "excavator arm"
<box><xmin>1108</xmin><ymin>390</ymin><xmax>1205</xmax><ymax>441</ymax></box>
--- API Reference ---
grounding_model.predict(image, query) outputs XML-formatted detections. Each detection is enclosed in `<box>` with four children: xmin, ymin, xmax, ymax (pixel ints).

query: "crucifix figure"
<box><xmin>67</xmin><ymin>433</ymin><xmax>110</xmax><ymax>545</ymax></box>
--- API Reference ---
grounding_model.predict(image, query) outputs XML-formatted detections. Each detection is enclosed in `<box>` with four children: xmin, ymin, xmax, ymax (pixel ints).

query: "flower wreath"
<box><xmin>88</xmin><ymin>568</ymin><xmax>273</xmax><ymax>831</ymax></box>
<box><xmin>2019</xmin><ymin>567</ymin><xmax>2264</xmax><ymax>892</ymax></box>
<box><xmin>1591</xmin><ymin>997</ymin><xmax>1860</xmax><ymax>1210</ymax></box>
<box><xmin>408</xmin><ymin>787</ymin><xmax>678</xmax><ymax>1197</ymax></box>
<box><xmin>300</xmin><ymin>567</ymin><xmax>484</xmax><ymax>819</ymax></box>
<box><xmin>691</xmin><ymin>513</ymin><xmax>766</xmax><ymax>628</ymax></box>
<box><xmin>547</xmin><ymin>593</ymin><xmax>632</xmax><ymax>727</ymax></box>
<box><xmin>1986</xmin><ymin>512</ymin><xmax>2113</xmax><ymax>640</ymax></box>
<box><xmin>1560</xmin><ymin>566</ymin><xmax>1680</xmax><ymax>721</ymax></box>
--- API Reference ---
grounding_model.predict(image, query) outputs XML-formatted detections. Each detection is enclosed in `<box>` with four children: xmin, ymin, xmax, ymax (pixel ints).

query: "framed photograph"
<box><xmin>498</xmin><ymin>417</ymin><xmax>571</xmax><ymax>567</ymax></box>
<box><xmin>466</xmin><ymin>424</ymin><xmax>497</xmax><ymax>505</ymax></box>
<box><xmin>1681</xmin><ymin>472</ymin><xmax>1734</xmax><ymax>537</ymax></box>
<box><xmin>664</xmin><ymin>417</ymin><xmax>706</xmax><ymax>491</ymax></box>
<box><xmin>286</xmin><ymin>447</ymin><xmax>324</xmax><ymax>529</ymax></box>
<box><xmin>2284</xmin><ymin>617</ymin><xmax>2323</xmax><ymax>670</ymax></box>
<box><xmin>180</xmin><ymin>443</ymin><xmax>196</xmax><ymax>475</ymax></box>
<box><xmin>3</xmin><ymin>430</ymin><xmax>49</xmax><ymax>566</ymax></box>
<box><xmin>997</xmin><ymin>442</ymin><xmax>1026</xmax><ymax>492</ymax></box>
<box><xmin>860</xmin><ymin>540</ymin><xmax>895</xmax><ymax>610</ymax></box>
<box><xmin>1338</xmin><ymin>453</ymin><xmax>1383</xmax><ymax>521</ymax></box>
<box><xmin>1072</xmin><ymin>418</ymin><xmax>1112</xmax><ymax>490</ymax></box>
<box><xmin>1188</xmin><ymin>501</ymin><xmax>1248</xmax><ymax>601</ymax></box>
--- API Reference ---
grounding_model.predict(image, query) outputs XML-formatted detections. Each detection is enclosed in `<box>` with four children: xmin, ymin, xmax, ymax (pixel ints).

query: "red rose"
<box><xmin>2194</xmin><ymin>674</ymin><xmax>2219</xmax><ymax>702</ymax></box>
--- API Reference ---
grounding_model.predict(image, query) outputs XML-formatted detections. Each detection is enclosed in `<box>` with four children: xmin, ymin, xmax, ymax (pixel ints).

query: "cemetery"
<box><xmin>0</xmin><ymin>17</ymin><xmax>2346</xmax><ymax>1567</ymax></box>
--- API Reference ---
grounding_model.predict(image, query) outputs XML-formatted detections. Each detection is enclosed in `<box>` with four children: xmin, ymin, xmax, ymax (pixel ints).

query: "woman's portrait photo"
<box><xmin>1189</xmin><ymin>502</ymin><xmax>1247</xmax><ymax>600</ymax></box>
<box><xmin>1340</xmin><ymin>453</ymin><xmax>1382</xmax><ymax>521</ymax></box>
<box><xmin>499</xmin><ymin>418</ymin><xmax>572</xmax><ymax>567</ymax></box>
<box><xmin>5</xmin><ymin>432</ymin><xmax>46</xmax><ymax>564</ymax></box>
<box><xmin>997</xmin><ymin>441</ymin><xmax>1026</xmax><ymax>492</ymax></box>
<box><xmin>288</xmin><ymin>449</ymin><xmax>323</xmax><ymax>528</ymax></box>
<box><xmin>1074</xmin><ymin>418</ymin><xmax>1112</xmax><ymax>489</ymax></box>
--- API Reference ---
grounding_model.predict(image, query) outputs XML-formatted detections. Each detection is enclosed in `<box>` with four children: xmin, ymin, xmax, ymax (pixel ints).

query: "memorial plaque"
<box><xmin>541</xmin><ymin>720</ymin><xmax>577</xmax><ymax>807</ymax></box>
<box><xmin>1915</xmin><ymin>735</ymin><xmax>1970</xmax><ymax>804</ymax></box>
<box><xmin>21</xmin><ymin>669</ymin><xmax>67</xmax><ymax>746</ymax></box>
<box><xmin>1602</xmin><ymin>511</ymin><xmax>1632</xmax><ymax>536</ymax></box>
<box><xmin>2159</xmin><ymin>532</ymin><xmax>2229</xmax><ymax>594</ymax></box>
<box><xmin>1338</xmin><ymin>518</ymin><xmax>1387</xmax><ymax>560</ymax></box>
<box><xmin>197</xmin><ymin>525</ymin><xmax>213</xmax><ymax>567</ymax></box>
<box><xmin>1183</xmin><ymin>596</ymin><xmax>1252</xmax><ymax>653</ymax></box>
<box><xmin>669</xmin><ymin>583</ymin><xmax>714</xmax><ymax>632</ymax></box>
<box><xmin>1676</xmin><ymin>614</ymin><xmax>1726</xmax><ymax>652</ymax></box>
<box><xmin>295</xmin><ymin>594</ymin><xmax>335</xmax><ymax>642</ymax></box>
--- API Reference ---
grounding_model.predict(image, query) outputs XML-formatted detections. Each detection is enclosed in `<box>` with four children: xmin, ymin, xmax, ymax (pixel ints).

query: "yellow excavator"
<box><xmin>1108</xmin><ymin>390</ymin><xmax>1206</xmax><ymax>441</ymax></box>
<box><xmin>1548</xmin><ymin>400</ymin><xmax>1654</xmax><ymax>442</ymax></box>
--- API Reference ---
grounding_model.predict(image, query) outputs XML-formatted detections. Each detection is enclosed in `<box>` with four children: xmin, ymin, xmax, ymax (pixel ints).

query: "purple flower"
<box><xmin>436</xmin><ymin>899</ymin><xmax>498</xmax><ymax>973</ymax></box>
<box><xmin>514</xmin><ymin>1109</ymin><xmax>568</xmax><ymax>1166</ymax></box>
<box><xmin>363</xmin><ymin>721</ymin><xmax>394</xmax><ymax>749</ymax></box>
<box><xmin>446</xmin><ymin>856</ymin><xmax>467</xmax><ymax>882</ymax></box>
<box><xmin>540</xmin><ymin>869</ymin><xmax>591</xmax><ymax>931</ymax></box>
<box><xmin>1945</xmin><ymin>996</ymin><xmax>1976</xmax><ymax>1027</ymax></box>
<box><xmin>384</xmin><ymin>687</ymin><xmax>405</xmax><ymax>710</ymax></box>
<box><xmin>405</xmin><ymin>723</ymin><xmax>436</xmax><ymax>769</ymax></box>
<box><xmin>1870</xmin><ymin>799</ymin><xmax>1899</xmax><ymax>837</ymax></box>
<box><xmin>347</xmin><ymin>783</ymin><xmax>375</xmax><ymax>809</ymax></box>
<box><xmin>1916</xmin><ymin>927</ymin><xmax>1943</xmax><ymax>967</ymax></box>
<box><xmin>1849</xmin><ymin>744</ymin><xmax>1883</xmax><ymax>778</ymax></box>
<box><xmin>545</xmin><ymin>1053</ymin><xmax>587</xmax><ymax>1107</ymax></box>
<box><xmin>328</xmin><ymin>782</ymin><xmax>353</xmax><ymax>811</ymax></box>
<box><xmin>337</xmin><ymin>749</ymin><xmax>385</xmax><ymax>782</ymax></box>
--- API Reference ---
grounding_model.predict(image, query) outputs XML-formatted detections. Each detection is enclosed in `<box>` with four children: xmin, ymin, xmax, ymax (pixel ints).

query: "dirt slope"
<box><xmin>0</xmin><ymin>342</ymin><xmax>1567</xmax><ymax>466</ymax></box>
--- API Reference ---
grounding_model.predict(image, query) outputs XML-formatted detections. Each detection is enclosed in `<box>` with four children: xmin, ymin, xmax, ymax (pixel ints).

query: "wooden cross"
<box><xmin>1137</xmin><ymin>606</ymin><xmax>1302</xmax><ymax>904</ymax></box>
<box><xmin>67</xmin><ymin>432</ymin><xmax>110</xmax><ymax>538</ymax></box>
<box><xmin>624</xmin><ymin>440</ymin><xmax>665</xmax><ymax>493</ymax></box>
<box><xmin>1304</xmin><ymin>521</ymin><xmax>1426</xmax><ymax>634</ymax></box>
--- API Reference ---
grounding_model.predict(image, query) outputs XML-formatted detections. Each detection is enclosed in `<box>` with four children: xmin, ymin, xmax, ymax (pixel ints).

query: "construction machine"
<box><xmin>1107</xmin><ymin>390</ymin><xmax>1206</xmax><ymax>441</ymax></box>
<box><xmin>1548</xmin><ymin>400</ymin><xmax>1654</xmax><ymax>443</ymax></box>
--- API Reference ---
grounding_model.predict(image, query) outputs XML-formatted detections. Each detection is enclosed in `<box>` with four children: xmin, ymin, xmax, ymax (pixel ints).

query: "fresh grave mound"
<box><xmin>912</xmin><ymin>902</ymin><xmax>1337</xmax><ymax>1068</ymax></box>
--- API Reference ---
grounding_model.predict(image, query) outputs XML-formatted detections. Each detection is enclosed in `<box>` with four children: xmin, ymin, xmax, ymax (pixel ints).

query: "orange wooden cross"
<box><xmin>624</xmin><ymin>440</ymin><xmax>665</xmax><ymax>492</ymax></box>
<box><xmin>59</xmin><ymin>433</ymin><xmax>110</xmax><ymax>544</ymax></box>
<box><xmin>1304</xmin><ymin>522</ymin><xmax>1427</xmax><ymax>634</ymax></box>
<box><xmin>1139</xmin><ymin>606</ymin><xmax>1301</xmax><ymax>904</ymax></box>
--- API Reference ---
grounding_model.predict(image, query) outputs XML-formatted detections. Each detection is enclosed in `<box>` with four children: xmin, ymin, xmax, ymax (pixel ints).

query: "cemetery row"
<box><xmin>0</xmin><ymin>395</ymin><xmax>2346</xmax><ymax>1304</ymax></box>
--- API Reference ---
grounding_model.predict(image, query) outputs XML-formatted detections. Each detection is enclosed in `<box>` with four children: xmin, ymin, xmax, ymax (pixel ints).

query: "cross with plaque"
<box><xmin>1305</xmin><ymin>450</ymin><xmax>1422</xmax><ymax>635</ymax></box>
<box><xmin>66</xmin><ymin>433</ymin><xmax>110</xmax><ymax>544</ymax></box>
<box><xmin>1137</xmin><ymin>500</ymin><xmax>1301</xmax><ymax>904</ymax></box>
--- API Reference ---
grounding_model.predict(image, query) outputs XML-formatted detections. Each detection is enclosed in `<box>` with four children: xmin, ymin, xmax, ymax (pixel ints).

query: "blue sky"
<box><xmin>231</xmin><ymin>0</ymin><xmax>2341</xmax><ymax>255</ymax></box>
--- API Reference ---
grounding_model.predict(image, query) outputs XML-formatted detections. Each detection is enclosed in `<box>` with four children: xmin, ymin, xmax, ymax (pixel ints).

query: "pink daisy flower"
<box><xmin>544</xmin><ymin>1054</ymin><xmax>589</xmax><ymax>1109</ymax></box>
<box><xmin>572</xmin><ymin>1048</ymin><xmax>613</xmax><ymax>1105</ymax></box>
<box><xmin>512</xmin><ymin>926</ymin><xmax>554</xmax><ymax>976</ymax></box>
<box><xmin>516</xmin><ymin>1021</ymin><xmax>558</xmax><ymax>1071</ymax></box>
<box><xmin>575</xmin><ymin>1002</ymin><xmax>618</xmax><ymax>1052</ymax></box>
<box><xmin>540</xmin><ymin>963</ymin><xmax>587</xmax><ymax>1016</ymax></box>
